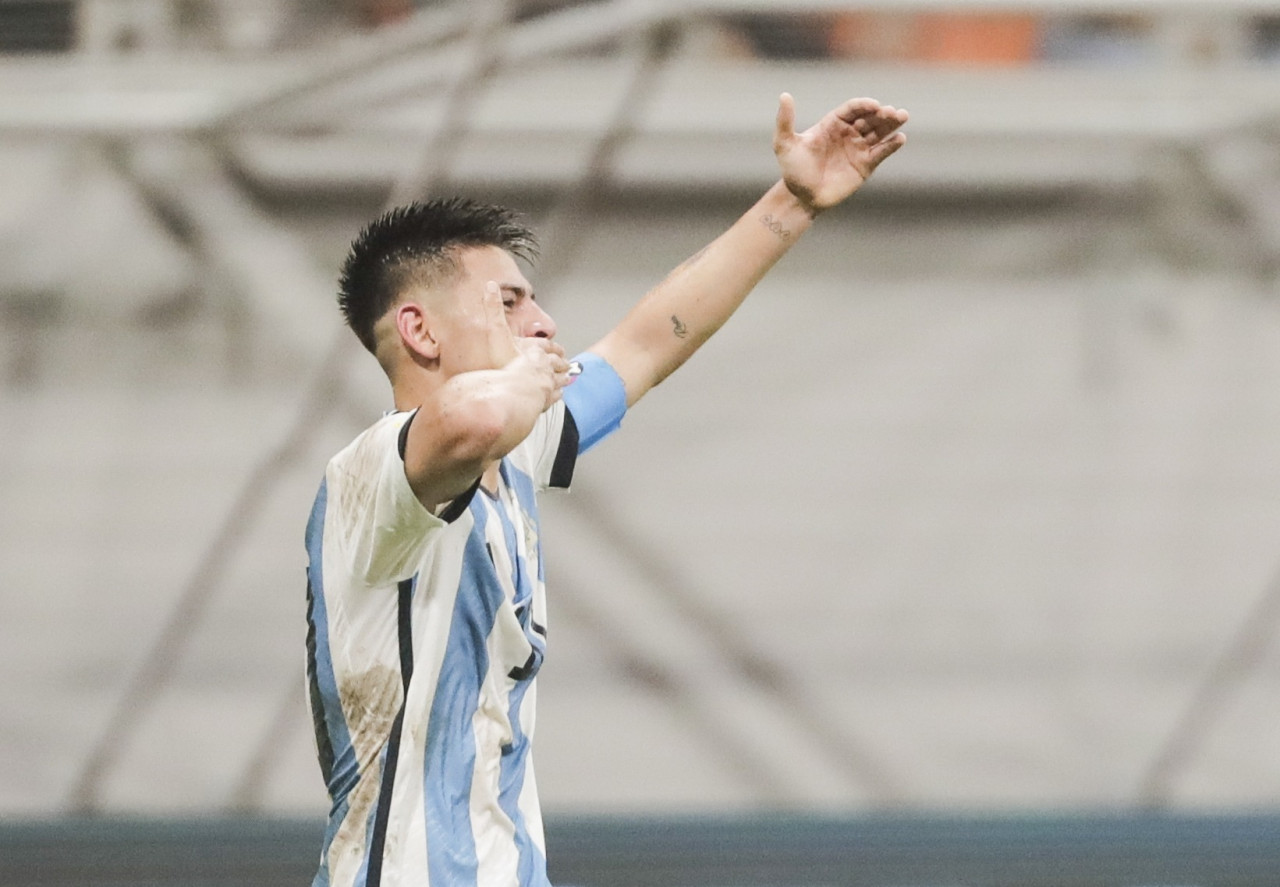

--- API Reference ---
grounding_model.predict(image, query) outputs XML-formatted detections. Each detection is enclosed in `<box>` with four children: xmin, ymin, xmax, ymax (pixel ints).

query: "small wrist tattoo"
<box><xmin>671</xmin><ymin>315</ymin><xmax>688</xmax><ymax>338</ymax></box>
<box><xmin>761</xmin><ymin>213</ymin><xmax>792</xmax><ymax>240</ymax></box>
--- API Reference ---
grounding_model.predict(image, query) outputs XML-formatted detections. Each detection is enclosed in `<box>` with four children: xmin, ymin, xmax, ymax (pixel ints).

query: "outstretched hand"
<box><xmin>773</xmin><ymin>92</ymin><xmax>908</xmax><ymax>215</ymax></box>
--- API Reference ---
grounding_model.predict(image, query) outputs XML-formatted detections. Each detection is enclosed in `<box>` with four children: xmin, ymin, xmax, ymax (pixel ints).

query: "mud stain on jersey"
<box><xmin>336</xmin><ymin>450</ymin><xmax>377</xmax><ymax>536</ymax></box>
<box><xmin>330</xmin><ymin>664</ymin><xmax>404</xmax><ymax>878</ymax></box>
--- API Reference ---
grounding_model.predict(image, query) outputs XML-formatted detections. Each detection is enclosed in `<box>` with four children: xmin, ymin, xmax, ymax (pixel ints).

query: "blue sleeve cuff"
<box><xmin>562</xmin><ymin>351</ymin><xmax>627</xmax><ymax>454</ymax></box>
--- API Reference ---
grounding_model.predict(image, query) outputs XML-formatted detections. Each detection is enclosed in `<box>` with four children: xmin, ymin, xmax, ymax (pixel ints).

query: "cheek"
<box><xmin>501</xmin><ymin>307</ymin><xmax>527</xmax><ymax>335</ymax></box>
<box><xmin>442</xmin><ymin>320</ymin><xmax>489</xmax><ymax>365</ymax></box>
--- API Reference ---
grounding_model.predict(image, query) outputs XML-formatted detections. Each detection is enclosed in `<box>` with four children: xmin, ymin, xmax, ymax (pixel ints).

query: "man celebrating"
<box><xmin>304</xmin><ymin>93</ymin><xmax>908</xmax><ymax>887</ymax></box>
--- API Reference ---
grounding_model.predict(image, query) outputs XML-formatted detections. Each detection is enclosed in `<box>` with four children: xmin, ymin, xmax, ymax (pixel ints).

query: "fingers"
<box><xmin>513</xmin><ymin>336</ymin><xmax>572</xmax><ymax>406</ymax></box>
<box><xmin>514</xmin><ymin>336</ymin><xmax>570</xmax><ymax>375</ymax></box>
<box><xmin>835</xmin><ymin>99</ymin><xmax>909</xmax><ymax>146</ymax></box>
<box><xmin>834</xmin><ymin>97</ymin><xmax>908</xmax><ymax>126</ymax></box>
<box><xmin>540</xmin><ymin>342</ymin><xmax>572</xmax><ymax>393</ymax></box>
<box><xmin>870</xmin><ymin>106</ymin><xmax>909</xmax><ymax>143</ymax></box>
<box><xmin>782</xmin><ymin>92</ymin><xmax>909</xmax><ymax>149</ymax></box>
<box><xmin>867</xmin><ymin>131</ymin><xmax>907</xmax><ymax>171</ymax></box>
<box><xmin>544</xmin><ymin>339</ymin><xmax>567</xmax><ymax>362</ymax></box>
<box><xmin>832</xmin><ymin>96</ymin><xmax>882</xmax><ymax>124</ymax></box>
<box><xmin>542</xmin><ymin>343</ymin><xmax>571</xmax><ymax>375</ymax></box>
<box><xmin>518</xmin><ymin>336</ymin><xmax>566</xmax><ymax>363</ymax></box>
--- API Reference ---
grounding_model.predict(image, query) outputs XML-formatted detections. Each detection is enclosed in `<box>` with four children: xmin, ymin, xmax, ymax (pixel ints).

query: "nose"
<box><xmin>524</xmin><ymin>300</ymin><xmax>557</xmax><ymax>340</ymax></box>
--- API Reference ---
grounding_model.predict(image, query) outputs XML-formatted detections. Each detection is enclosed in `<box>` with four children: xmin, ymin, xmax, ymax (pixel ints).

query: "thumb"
<box><xmin>774</xmin><ymin>92</ymin><xmax>796</xmax><ymax>156</ymax></box>
<box><xmin>482</xmin><ymin>281</ymin><xmax>519</xmax><ymax>365</ymax></box>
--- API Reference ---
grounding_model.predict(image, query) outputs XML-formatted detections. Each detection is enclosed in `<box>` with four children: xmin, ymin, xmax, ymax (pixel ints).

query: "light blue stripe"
<box><xmin>353</xmin><ymin>769</ymin><xmax>383</xmax><ymax>887</ymax></box>
<box><xmin>306</xmin><ymin>479</ymin><xmax>359</xmax><ymax>800</ymax></box>
<box><xmin>498</xmin><ymin>671</ymin><xmax>546</xmax><ymax>886</ymax></box>
<box><xmin>423</xmin><ymin>500</ymin><xmax>503</xmax><ymax>887</ymax></box>
<box><xmin>497</xmin><ymin>464</ymin><xmax>550</xmax><ymax>885</ymax></box>
<box><xmin>496</xmin><ymin>466</ymin><xmax>527</xmax><ymax>601</ymax></box>
<box><xmin>498</xmin><ymin>464</ymin><xmax>545</xmax><ymax>667</ymax></box>
<box><xmin>504</xmin><ymin>471</ymin><xmax>545</xmax><ymax>665</ymax></box>
<box><xmin>306</xmin><ymin>479</ymin><xmax>362</xmax><ymax>884</ymax></box>
<box><xmin>309</xmin><ymin>795</ymin><xmax>348</xmax><ymax>887</ymax></box>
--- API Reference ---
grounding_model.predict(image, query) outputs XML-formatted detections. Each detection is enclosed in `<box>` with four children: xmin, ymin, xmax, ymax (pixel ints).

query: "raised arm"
<box><xmin>588</xmin><ymin>93</ymin><xmax>908</xmax><ymax>406</ymax></box>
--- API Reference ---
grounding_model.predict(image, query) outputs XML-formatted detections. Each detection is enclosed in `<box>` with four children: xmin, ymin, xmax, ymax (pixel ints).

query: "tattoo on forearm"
<box><xmin>761</xmin><ymin>213</ymin><xmax>792</xmax><ymax>241</ymax></box>
<box><xmin>671</xmin><ymin>315</ymin><xmax>688</xmax><ymax>339</ymax></box>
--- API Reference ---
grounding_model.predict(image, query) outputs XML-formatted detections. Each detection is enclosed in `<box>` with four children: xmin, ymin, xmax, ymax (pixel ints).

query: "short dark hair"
<box><xmin>337</xmin><ymin>197</ymin><xmax>538</xmax><ymax>352</ymax></box>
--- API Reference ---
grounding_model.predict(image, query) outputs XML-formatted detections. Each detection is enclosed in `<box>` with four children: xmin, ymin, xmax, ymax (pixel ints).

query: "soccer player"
<box><xmin>303</xmin><ymin>92</ymin><xmax>908</xmax><ymax>887</ymax></box>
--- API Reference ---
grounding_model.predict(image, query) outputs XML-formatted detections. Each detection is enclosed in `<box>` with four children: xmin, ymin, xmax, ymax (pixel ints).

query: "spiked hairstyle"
<box><xmin>337</xmin><ymin>197</ymin><xmax>539</xmax><ymax>353</ymax></box>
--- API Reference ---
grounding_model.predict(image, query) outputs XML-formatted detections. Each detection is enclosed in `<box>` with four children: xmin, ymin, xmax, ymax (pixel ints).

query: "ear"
<box><xmin>394</xmin><ymin>301</ymin><xmax>440</xmax><ymax>361</ymax></box>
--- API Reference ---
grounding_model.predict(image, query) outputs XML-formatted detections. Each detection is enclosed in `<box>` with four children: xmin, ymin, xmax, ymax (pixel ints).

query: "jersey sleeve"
<box><xmin>524</xmin><ymin>351</ymin><xmax>628</xmax><ymax>491</ymax></box>
<box><xmin>563</xmin><ymin>351</ymin><xmax>627</xmax><ymax>453</ymax></box>
<box><xmin>523</xmin><ymin>400</ymin><xmax>578</xmax><ymax>491</ymax></box>
<box><xmin>326</xmin><ymin>412</ymin><xmax>448</xmax><ymax>586</ymax></box>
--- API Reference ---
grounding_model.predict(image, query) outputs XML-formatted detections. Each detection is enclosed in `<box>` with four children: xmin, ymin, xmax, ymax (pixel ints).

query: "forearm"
<box><xmin>404</xmin><ymin>366</ymin><xmax>553</xmax><ymax>507</ymax></box>
<box><xmin>438</xmin><ymin>367</ymin><xmax>553</xmax><ymax>462</ymax></box>
<box><xmin>592</xmin><ymin>181</ymin><xmax>816</xmax><ymax>405</ymax></box>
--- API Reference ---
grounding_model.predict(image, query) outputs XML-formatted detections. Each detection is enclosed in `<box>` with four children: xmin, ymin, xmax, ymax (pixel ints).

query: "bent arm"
<box><xmin>589</xmin><ymin>181</ymin><xmax>812</xmax><ymax>406</ymax></box>
<box><xmin>403</xmin><ymin>346</ymin><xmax>566</xmax><ymax>510</ymax></box>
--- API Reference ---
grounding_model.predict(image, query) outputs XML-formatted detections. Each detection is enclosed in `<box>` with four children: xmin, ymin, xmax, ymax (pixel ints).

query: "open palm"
<box><xmin>773</xmin><ymin>93</ymin><xmax>908</xmax><ymax>214</ymax></box>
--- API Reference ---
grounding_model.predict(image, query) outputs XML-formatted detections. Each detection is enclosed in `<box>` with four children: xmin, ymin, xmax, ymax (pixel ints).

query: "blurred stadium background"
<box><xmin>4</xmin><ymin>0</ymin><xmax>1280</xmax><ymax>884</ymax></box>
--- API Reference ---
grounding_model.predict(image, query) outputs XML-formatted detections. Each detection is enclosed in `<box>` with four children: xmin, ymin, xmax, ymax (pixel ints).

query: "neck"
<box><xmin>389</xmin><ymin>370</ymin><xmax>434</xmax><ymax>414</ymax></box>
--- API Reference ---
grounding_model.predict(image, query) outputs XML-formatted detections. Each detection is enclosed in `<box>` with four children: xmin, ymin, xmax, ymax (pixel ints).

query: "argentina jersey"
<box><xmin>304</xmin><ymin>352</ymin><xmax>626</xmax><ymax>887</ymax></box>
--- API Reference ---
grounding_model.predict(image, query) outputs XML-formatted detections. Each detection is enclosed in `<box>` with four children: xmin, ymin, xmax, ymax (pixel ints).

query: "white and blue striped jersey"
<box><xmin>304</xmin><ymin>353</ymin><xmax>626</xmax><ymax>887</ymax></box>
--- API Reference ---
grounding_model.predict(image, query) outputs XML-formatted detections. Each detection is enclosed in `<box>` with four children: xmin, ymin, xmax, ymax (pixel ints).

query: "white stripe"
<box><xmin>517</xmin><ymin>683</ymin><xmax>546</xmax><ymax>859</ymax></box>
<box><xmin>386</xmin><ymin>511</ymin><xmax>473</xmax><ymax>886</ymax></box>
<box><xmin>470</xmin><ymin>684</ymin><xmax>520</xmax><ymax>887</ymax></box>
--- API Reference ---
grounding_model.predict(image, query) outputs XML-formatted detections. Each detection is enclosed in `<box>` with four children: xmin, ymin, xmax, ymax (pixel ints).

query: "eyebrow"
<box><xmin>499</xmin><ymin>284</ymin><xmax>534</xmax><ymax>300</ymax></box>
